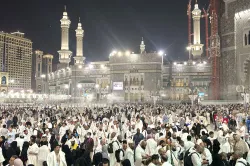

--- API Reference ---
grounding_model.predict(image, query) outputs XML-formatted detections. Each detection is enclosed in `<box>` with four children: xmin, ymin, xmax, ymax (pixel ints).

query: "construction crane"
<box><xmin>202</xmin><ymin>4</ymin><xmax>211</xmax><ymax>58</ymax></box>
<box><xmin>187</xmin><ymin>0</ymin><xmax>193</xmax><ymax>60</ymax></box>
<box><xmin>209</xmin><ymin>0</ymin><xmax>220</xmax><ymax>100</ymax></box>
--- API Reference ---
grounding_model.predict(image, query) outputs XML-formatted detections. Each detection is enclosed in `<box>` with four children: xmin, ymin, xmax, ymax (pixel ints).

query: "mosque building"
<box><xmin>34</xmin><ymin>4</ymin><xmax>212</xmax><ymax>103</ymax></box>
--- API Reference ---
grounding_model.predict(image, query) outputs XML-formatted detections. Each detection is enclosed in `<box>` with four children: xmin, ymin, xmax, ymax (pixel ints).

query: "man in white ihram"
<box><xmin>27</xmin><ymin>136</ymin><xmax>39</xmax><ymax>165</ymax></box>
<box><xmin>47</xmin><ymin>144</ymin><xmax>67</xmax><ymax>166</ymax></box>
<box><xmin>109</xmin><ymin>132</ymin><xmax>121</xmax><ymax>166</ymax></box>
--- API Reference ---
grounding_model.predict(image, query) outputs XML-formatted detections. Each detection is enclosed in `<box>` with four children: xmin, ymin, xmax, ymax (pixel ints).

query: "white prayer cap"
<box><xmin>45</xmin><ymin>129</ymin><xmax>49</xmax><ymax>132</ymax></box>
<box><xmin>21</xmin><ymin>120</ymin><xmax>25</xmax><ymax>123</ymax></box>
<box><xmin>71</xmin><ymin>138</ymin><xmax>76</xmax><ymax>142</ymax></box>
<box><xmin>42</xmin><ymin>134</ymin><xmax>46</xmax><ymax>137</ymax></box>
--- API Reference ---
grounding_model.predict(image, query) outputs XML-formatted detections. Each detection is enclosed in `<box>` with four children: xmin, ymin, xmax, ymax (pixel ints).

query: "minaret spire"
<box><xmin>191</xmin><ymin>0</ymin><xmax>203</xmax><ymax>59</ymax></box>
<box><xmin>140</xmin><ymin>37</ymin><xmax>145</xmax><ymax>54</ymax></box>
<box><xmin>64</xmin><ymin>5</ymin><xmax>67</xmax><ymax>12</ymax></box>
<box><xmin>57</xmin><ymin>6</ymin><xmax>72</xmax><ymax>68</ymax></box>
<box><xmin>74</xmin><ymin>16</ymin><xmax>85</xmax><ymax>66</ymax></box>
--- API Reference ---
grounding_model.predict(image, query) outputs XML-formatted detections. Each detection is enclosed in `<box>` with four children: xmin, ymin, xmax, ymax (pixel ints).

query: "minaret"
<box><xmin>140</xmin><ymin>37</ymin><xmax>145</xmax><ymax>54</ymax></box>
<box><xmin>58</xmin><ymin>6</ymin><xmax>72</xmax><ymax>69</ymax></box>
<box><xmin>74</xmin><ymin>17</ymin><xmax>85</xmax><ymax>66</ymax></box>
<box><xmin>34</xmin><ymin>50</ymin><xmax>43</xmax><ymax>93</ymax></box>
<box><xmin>191</xmin><ymin>1</ymin><xmax>203</xmax><ymax>59</ymax></box>
<box><xmin>43</xmin><ymin>54</ymin><xmax>53</xmax><ymax>74</ymax></box>
<box><xmin>43</xmin><ymin>54</ymin><xmax>53</xmax><ymax>93</ymax></box>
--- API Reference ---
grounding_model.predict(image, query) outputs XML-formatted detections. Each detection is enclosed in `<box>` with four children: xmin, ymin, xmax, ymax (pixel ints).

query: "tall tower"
<box><xmin>191</xmin><ymin>1</ymin><xmax>204</xmax><ymax>59</ymax></box>
<box><xmin>140</xmin><ymin>37</ymin><xmax>145</xmax><ymax>54</ymax></box>
<box><xmin>43</xmin><ymin>54</ymin><xmax>53</xmax><ymax>93</ymax></box>
<box><xmin>43</xmin><ymin>54</ymin><xmax>53</xmax><ymax>75</ymax></box>
<box><xmin>58</xmin><ymin>6</ymin><xmax>72</xmax><ymax>69</ymax></box>
<box><xmin>34</xmin><ymin>50</ymin><xmax>43</xmax><ymax>93</ymax></box>
<box><xmin>74</xmin><ymin>18</ymin><xmax>85</xmax><ymax>66</ymax></box>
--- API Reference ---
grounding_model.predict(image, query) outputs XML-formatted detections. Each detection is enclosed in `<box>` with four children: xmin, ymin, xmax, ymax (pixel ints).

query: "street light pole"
<box><xmin>186</xmin><ymin>46</ymin><xmax>192</xmax><ymax>60</ymax></box>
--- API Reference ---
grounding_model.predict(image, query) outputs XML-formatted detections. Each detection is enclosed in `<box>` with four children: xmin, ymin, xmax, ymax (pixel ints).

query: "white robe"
<box><xmin>125</xmin><ymin>147</ymin><xmax>135</xmax><ymax>166</ymax></box>
<box><xmin>47</xmin><ymin>151</ymin><xmax>67</xmax><ymax>166</ymax></box>
<box><xmin>135</xmin><ymin>145</ymin><xmax>146</xmax><ymax>166</ymax></box>
<box><xmin>109</xmin><ymin>139</ymin><xmax>121</xmax><ymax>166</ymax></box>
<box><xmin>38</xmin><ymin>145</ymin><xmax>50</xmax><ymax>166</ymax></box>
<box><xmin>145</xmin><ymin>139</ymin><xmax>157</xmax><ymax>156</ymax></box>
<box><xmin>0</xmin><ymin>147</ymin><xmax>5</xmax><ymax>164</ymax></box>
<box><xmin>27</xmin><ymin>143</ymin><xmax>39</xmax><ymax>165</ymax></box>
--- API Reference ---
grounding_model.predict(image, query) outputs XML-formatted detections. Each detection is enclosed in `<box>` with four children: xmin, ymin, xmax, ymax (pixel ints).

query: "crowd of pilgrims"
<box><xmin>0</xmin><ymin>104</ymin><xmax>249</xmax><ymax>166</ymax></box>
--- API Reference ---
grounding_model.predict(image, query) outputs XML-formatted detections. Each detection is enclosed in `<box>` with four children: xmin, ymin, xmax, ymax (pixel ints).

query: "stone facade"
<box><xmin>220</xmin><ymin>0</ymin><xmax>250</xmax><ymax>99</ymax></box>
<box><xmin>39</xmin><ymin>55</ymin><xmax>211</xmax><ymax>102</ymax></box>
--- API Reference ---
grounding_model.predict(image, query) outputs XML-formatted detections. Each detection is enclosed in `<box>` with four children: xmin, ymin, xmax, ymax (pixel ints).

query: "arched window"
<box><xmin>125</xmin><ymin>77</ymin><xmax>128</xmax><ymax>86</ymax></box>
<box><xmin>133</xmin><ymin>77</ymin><xmax>136</xmax><ymax>85</ymax></box>
<box><xmin>244</xmin><ymin>34</ymin><xmax>248</xmax><ymax>46</ymax></box>
<box><xmin>141</xmin><ymin>77</ymin><xmax>144</xmax><ymax>86</ymax></box>
<box><xmin>136</xmin><ymin>78</ymin><xmax>139</xmax><ymax>85</ymax></box>
<box><xmin>1</xmin><ymin>76</ymin><xmax>6</xmax><ymax>85</ymax></box>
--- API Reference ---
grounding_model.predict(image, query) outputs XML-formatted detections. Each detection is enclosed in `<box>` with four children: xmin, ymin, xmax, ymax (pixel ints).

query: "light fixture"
<box><xmin>95</xmin><ymin>84</ymin><xmax>100</xmax><ymax>88</ymax></box>
<box><xmin>41</xmin><ymin>74</ymin><xmax>46</xmax><ymax>78</ymax></box>
<box><xmin>186</xmin><ymin>46</ymin><xmax>191</xmax><ymax>51</ymax></box>
<box><xmin>118</xmin><ymin>52</ymin><xmax>122</xmax><ymax>56</ymax></box>
<box><xmin>101</xmin><ymin>64</ymin><xmax>105</xmax><ymax>68</ymax></box>
<box><xmin>193</xmin><ymin>61</ymin><xmax>196</xmax><ymax>65</ymax></box>
<box><xmin>64</xmin><ymin>84</ymin><xmax>69</xmax><ymax>89</ymax></box>
<box><xmin>89</xmin><ymin>64</ymin><xmax>93</xmax><ymax>69</ymax></box>
<box><xmin>173</xmin><ymin>62</ymin><xmax>177</xmax><ymax>65</ymax></box>
<box><xmin>158</xmin><ymin>50</ymin><xmax>164</xmax><ymax>56</ymax></box>
<box><xmin>125</xmin><ymin>51</ymin><xmax>130</xmax><ymax>56</ymax></box>
<box><xmin>203</xmin><ymin>61</ymin><xmax>207</xmax><ymax>64</ymax></box>
<box><xmin>78</xmin><ymin>65</ymin><xmax>82</xmax><ymax>69</ymax></box>
<box><xmin>77</xmin><ymin>84</ymin><xmax>82</xmax><ymax>88</ymax></box>
<box><xmin>184</xmin><ymin>62</ymin><xmax>187</xmax><ymax>65</ymax></box>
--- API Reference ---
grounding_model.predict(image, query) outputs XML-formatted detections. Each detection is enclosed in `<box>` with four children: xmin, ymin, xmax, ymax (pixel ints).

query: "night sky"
<box><xmin>0</xmin><ymin>0</ymin><xmax>209</xmax><ymax>64</ymax></box>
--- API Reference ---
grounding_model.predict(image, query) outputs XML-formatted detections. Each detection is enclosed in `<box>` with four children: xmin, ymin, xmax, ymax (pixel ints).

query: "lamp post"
<box><xmin>64</xmin><ymin>84</ymin><xmax>69</xmax><ymax>95</ymax></box>
<box><xmin>186</xmin><ymin>46</ymin><xmax>192</xmax><ymax>60</ymax></box>
<box><xmin>77</xmin><ymin>84</ymin><xmax>82</xmax><ymax>97</ymax></box>
<box><xmin>158</xmin><ymin>50</ymin><xmax>166</xmax><ymax>66</ymax></box>
<box><xmin>95</xmin><ymin>84</ymin><xmax>100</xmax><ymax>101</ymax></box>
<box><xmin>188</xmin><ymin>83</ymin><xmax>198</xmax><ymax>107</ymax></box>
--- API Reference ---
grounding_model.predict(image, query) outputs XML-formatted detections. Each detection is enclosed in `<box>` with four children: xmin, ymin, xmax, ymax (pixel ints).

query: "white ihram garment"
<box><xmin>135</xmin><ymin>145</ymin><xmax>146</xmax><ymax>166</ymax></box>
<box><xmin>27</xmin><ymin>143</ymin><xmax>39</xmax><ymax>165</ymax></box>
<box><xmin>38</xmin><ymin>145</ymin><xmax>50</xmax><ymax>166</ymax></box>
<box><xmin>145</xmin><ymin>138</ymin><xmax>157</xmax><ymax>156</ymax></box>
<box><xmin>47</xmin><ymin>151</ymin><xmax>67</xmax><ymax>166</ymax></box>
